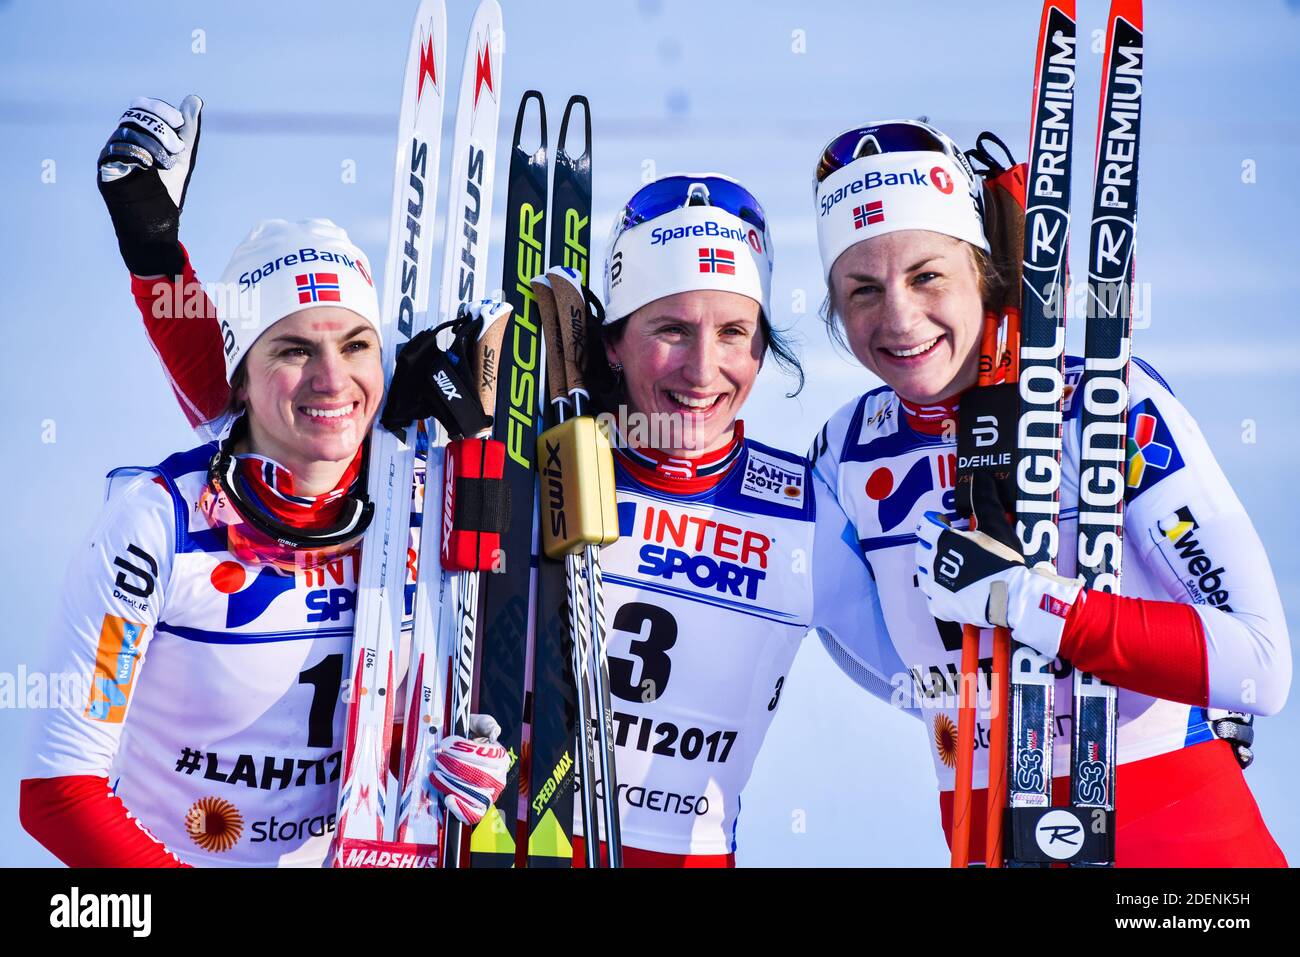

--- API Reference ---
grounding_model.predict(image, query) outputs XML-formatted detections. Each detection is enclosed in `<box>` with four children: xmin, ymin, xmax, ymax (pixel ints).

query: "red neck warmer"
<box><xmin>899</xmin><ymin>395</ymin><xmax>961</xmax><ymax>437</ymax></box>
<box><xmin>235</xmin><ymin>445</ymin><xmax>365</xmax><ymax>529</ymax></box>
<box><xmin>618</xmin><ymin>422</ymin><xmax>746</xmax><ymax>494</ymax></box>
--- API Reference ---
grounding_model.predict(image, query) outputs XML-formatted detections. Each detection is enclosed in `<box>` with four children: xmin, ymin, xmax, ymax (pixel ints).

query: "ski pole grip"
<box><xmin>547</xmin><ymin>266</ymin><xmax>589</xmax><ymax>395</ymax></box>
<box><xmin>538</xmin><ymin>416</ymin><xmax>618</xmax><ymax>558</ymax></box>
<box><xmin>473</xmin><ymin>301</ymin><xmax>513</xmax><ymax>428</ymax></box>
<box><xmin>531</xmin><ymin>275</ymin><xmax>568</xmax><ymax>406</ymax></box>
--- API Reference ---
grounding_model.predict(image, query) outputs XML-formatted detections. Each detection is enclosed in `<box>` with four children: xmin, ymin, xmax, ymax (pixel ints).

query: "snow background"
<box><xmin>1</xmin><ymin>0</ymin><xmax>1296</xmax><ymax>866</ymax></box>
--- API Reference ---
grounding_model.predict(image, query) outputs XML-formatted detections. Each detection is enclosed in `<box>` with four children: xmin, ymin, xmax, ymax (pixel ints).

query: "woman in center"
<box><xmin>562</xmin><ymin>173</ymin><xmax>899</xmax><ymax>865</ymax></box>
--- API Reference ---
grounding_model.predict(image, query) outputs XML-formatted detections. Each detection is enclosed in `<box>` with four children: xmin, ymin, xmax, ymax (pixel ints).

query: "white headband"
<box><xmin>215</xmin><ymin>219</ymin><xmax>381</xmax><ymax>382</ymax></box>
<box><xmin>815</xmin><ymin>150</ymin><xmax>988</xmax><ymax>280</ymax></box>
<box><xmin>604</xmin><ymin>201</ymin><xmax>773</xmax><ymax>325</ymax></box>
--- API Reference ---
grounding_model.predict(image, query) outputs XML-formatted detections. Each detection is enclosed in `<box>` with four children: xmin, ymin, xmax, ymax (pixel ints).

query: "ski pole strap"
<box><xmin>380</xmin><ymin>326</ymin><xmax>493</xmax><ymax>440</ymax></box>
<box><xmin>981</xmin><ymin>163</ymin><xmax>1027</xmax><ymax>291</ymax></box>
<box><xmin>954</xmin><ymin>381</ymin><xmax>1020</xmax><ymax>547</ymax></box>
<box><xmin>441</xmin><ymin>437</ymin><xmax>512</xmax><ymax>571</ymax></box>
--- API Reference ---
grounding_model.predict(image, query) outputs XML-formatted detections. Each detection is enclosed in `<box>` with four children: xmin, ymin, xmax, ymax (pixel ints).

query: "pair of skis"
<box><xmin>951</xmin><ymin>0</ymin><xmax>1143</xmax><ymax>867</ymax></box>
<box><xmin>333</xmin><ymin>0</ymin><xmax>504</xmax><ymax>868</ymax></box>
<box><xmin>475</xmin><ymin>92</ymin><xmax>624</xmax><ymax>868</ymax></box>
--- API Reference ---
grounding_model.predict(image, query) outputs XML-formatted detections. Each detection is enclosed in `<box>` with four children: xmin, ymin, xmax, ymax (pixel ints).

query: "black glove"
<box><xmin>97</xmin><ymin>95</ymin><xmax>202</xmax><ymax>277</ymax></box>
<box><xmin>1209</xmin><ymin>710</ymin><xmax>1255</xmax><ymax>770</ymax></box>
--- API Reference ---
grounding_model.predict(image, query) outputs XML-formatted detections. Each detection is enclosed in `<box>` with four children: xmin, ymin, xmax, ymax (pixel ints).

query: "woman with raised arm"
<box><xmin>19</xmin><ymin>99</ymin><xmax>506</xmax><ymax>867</ymax></box>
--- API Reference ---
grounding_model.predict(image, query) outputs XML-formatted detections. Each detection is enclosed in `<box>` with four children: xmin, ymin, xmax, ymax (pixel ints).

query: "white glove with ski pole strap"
<box><xmin>428</xmin><ymin>713</ymin><xmax>509</xmax><ymax>826</ymax></box>
<box><xmin>97</xmin><ymin>94</ymin><xmax>202</xmax><ymax>277</ymax></box>
<box><xmin>914</xmin><ymin>511</ymin><xmax>1083</xmax><ymax>658</ymax></box>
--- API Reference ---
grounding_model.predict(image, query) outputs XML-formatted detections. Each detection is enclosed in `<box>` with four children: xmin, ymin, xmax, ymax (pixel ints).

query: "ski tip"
<box><xmin>511</xmin><ymin>88</ymin><xmax>548</xmax><ymax>154</ymax></box>
<box><xmin>557</xmin><ymin>95</ymin><xmax>592</xmax><ymax>159</ymax></box>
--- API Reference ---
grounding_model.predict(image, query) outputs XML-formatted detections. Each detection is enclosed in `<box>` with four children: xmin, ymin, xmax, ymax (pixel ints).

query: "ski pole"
<box><xmin>536</xmin><ymin>267</ymin><xmax>623</xmax><ymax>866</ymax></box>
<box><xmin>951</xmin><ymin>313</ymin><xmax>1012</xmax><ymax>869</ymax></box>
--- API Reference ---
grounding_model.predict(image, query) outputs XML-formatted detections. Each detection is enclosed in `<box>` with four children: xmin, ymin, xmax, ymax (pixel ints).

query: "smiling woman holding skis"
<box><xmin>807</xmin><ymin>110</ymin><xmax>1290</xmax><ymax>866</ymax></box>
<box><xmin>18</xmin><ymin>96</ymin><xmax>507</xmax><ymax>867</ymax></box>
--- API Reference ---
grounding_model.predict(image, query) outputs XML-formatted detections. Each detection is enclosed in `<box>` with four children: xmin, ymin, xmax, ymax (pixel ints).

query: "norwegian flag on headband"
<box><xmin>295</xmin><ymin>272</ymin><xmax>342</xmax><ymax>304</ymax></box>
<box><xmin>854</xmin><ymin>201</ymin><xmax>884</xmax><ymax>229</ymax></box>
<box><xmin>698</xmin><ymin>247</ymin><xmax>736</xmax><ymax>275</ymax></box>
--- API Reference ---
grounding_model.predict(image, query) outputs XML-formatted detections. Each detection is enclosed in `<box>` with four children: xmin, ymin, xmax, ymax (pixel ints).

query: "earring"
<box><xmin>609</xmin><ymin>362</ymin><xmax>624</xmax><ymax>375</ymax></box>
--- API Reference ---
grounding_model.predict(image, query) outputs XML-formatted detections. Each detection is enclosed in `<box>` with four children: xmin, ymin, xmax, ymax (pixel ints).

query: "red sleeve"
<box><xmin>20</xmin><ymin>776</ymin><xmax>191</xmax><ymax>868</ymax></box>
<box><xmin>130</xmin><ymin>243</ymin><xmax>231</xmax><ymax>432</ymax></box>
<box><xmin>1059</xmin><ymin>588</ymin><xmax>1210</xmax><ymax>706</ymax></box>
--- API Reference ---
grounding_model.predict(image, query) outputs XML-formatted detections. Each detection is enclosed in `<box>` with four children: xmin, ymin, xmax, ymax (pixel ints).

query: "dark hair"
<box><xmin>583</xmin><ymin>306</ymin><xmax>805</xmax><ymax>417</ymax></box>
<box><xmin>819</xmin><ymin>239</ymin><xmax>1006</xmax><ymax>351</ymax></box>
<box><xmin>224</xmin><ymin>360</ymin><xmax>248</xmax><ymax>419</ymax></box>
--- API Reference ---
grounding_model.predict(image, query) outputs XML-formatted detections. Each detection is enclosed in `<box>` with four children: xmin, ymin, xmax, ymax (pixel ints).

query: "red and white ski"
<box><xmin>333</xmin><ymin>0</ymin><xmax>449</xmax><ymax>869</ymax></box>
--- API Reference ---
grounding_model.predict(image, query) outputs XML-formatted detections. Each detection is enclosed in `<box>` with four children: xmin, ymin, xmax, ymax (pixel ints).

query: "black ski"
<box><xmin>1007</xmin><ymin>0</ymin><xmax>1076</xmax><ymax>866</ymax></box>
<box><xmin>467</xmin><ymin>90</ymin><xmax>548</xmax><ymax>867</ymax></box>
<box><xmin>1070</xmin><ymin>0</ymin><xmax>1143</xmax><ymax>867</ymax></box>
<box><xmin>526</xmin><ymin>94</ymin><xmax>592</xmax><ymax>868</ymax></box>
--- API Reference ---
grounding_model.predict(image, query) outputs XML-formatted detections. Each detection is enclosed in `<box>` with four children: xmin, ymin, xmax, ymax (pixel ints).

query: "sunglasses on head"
<box><xmin>614</xmin><ymin>175</ymin><xmax>768</xmax><ymax>238</ymax></box>
<box><xmin>815</xmin><ymin>121</ymin><xmax>967</xmax><ymax>185</ymax></box>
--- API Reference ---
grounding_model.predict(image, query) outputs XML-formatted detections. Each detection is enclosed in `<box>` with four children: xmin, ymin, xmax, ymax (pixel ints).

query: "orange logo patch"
<box><xmin>185</xmin><ymin>796</ymin><xmax>245</xmax><ymax>853</ymax></box>
<box><xmin>85</xmin><ymin>615</ymin><xmax>146</xmax><ymax>723</ymax></box>
<box><xmin>934</xmin><ymin>713</ymin><xmax>958</xmax><ymax>769</ymax></box>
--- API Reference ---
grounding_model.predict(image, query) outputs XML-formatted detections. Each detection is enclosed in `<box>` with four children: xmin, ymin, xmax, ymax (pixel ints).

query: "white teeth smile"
<box><xmin>887</xmin><ymin>336</ymin><xmax>941</xmax><ymax>358</ymax></box>
<box><xmin>668</xmin><ymin>391</ymin><xmax>720</xmax><ymax>410</ymax></box>
<box><xmin>303</xmin><ymin>406</ymin><xmax>352</xmax><ymax>419</ymax></box>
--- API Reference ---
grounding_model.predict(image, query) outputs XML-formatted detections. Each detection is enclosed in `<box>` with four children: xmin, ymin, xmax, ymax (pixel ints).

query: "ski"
<box><xmin>1069</xmin><ymin>0</ymin><xmax>1143</xmax><ymax>867</ymax></box>
<box><xmin>468</xmin><ymin>88</ymin><xmax>548</xmax><ymax>868</ymax></box>
<box><xmin>1005</xmin><ymin>0</ymin><xmax>1076</xmax><ymax>866</ymax></box>
<box><xmin>334</xmin><ymin>0</ymin><xmax>448</xmax><ymax>867</ymax></box>
<box><xmin>395</xmin><ymin>0</ymin><xmax>501</xmax><ymax>858</ymax></box>
<box><xmin>429</xmin><ymin>0</ymin><xmax>504</xmax><ymax>869</ymax></box>
<box><xmin>550</xmin><ymin>97</ymin><xmax>592</xmax><ymax>277</ymax></box>
<box><xmin>527</xmin><ymin>95</ymin><xmax>592</xmax><ymax>868</ymax></box>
